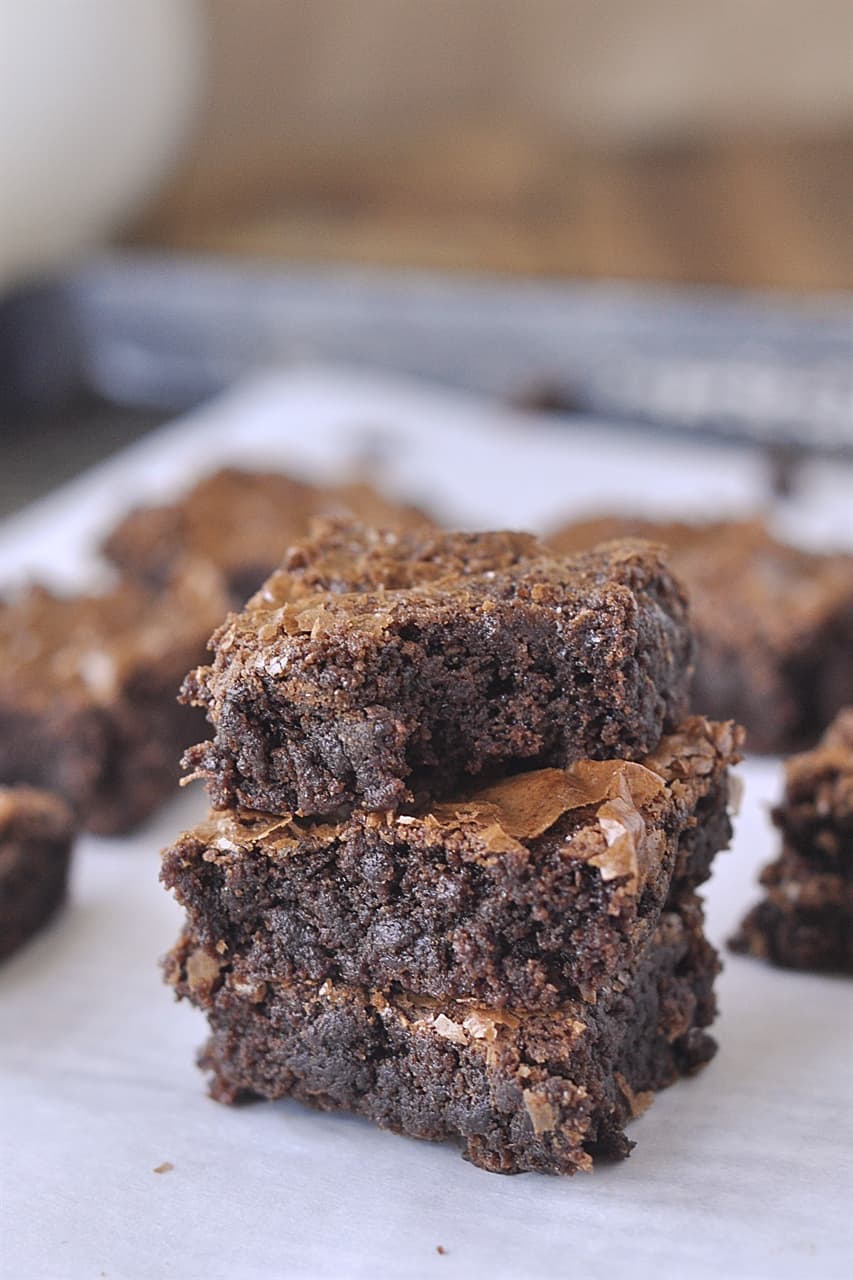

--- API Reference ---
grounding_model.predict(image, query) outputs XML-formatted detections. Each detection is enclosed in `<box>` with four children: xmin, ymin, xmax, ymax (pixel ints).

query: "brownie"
<box><xmin>165</xmin><ymin>899</ymin><xmax>719</xmax><ymax>1176</ymax></box>
<box><xmin>0</xmin><ymin>567</ymin><xmax>228</xmax><ymax>834</ymax></box>
<box><xmin>103</xmin><ymin>467</ymin><xmax>432</xmax><ymax>606</ymax></box>
<box><xmin>182</xmin><ymin>523</ymin><xmax>693</xmax><ymax>818</ymax></box>
<box><xmin>550</xmin><ymin>517</ymin><xmax>853</xmax><ymax>754</ymax></box>
<box><xmin>163</xmin><ymin>718</ymin><xmax>741</xmax><ymax>1009</ymax></box>
<box><xmin>730</xmin><ymin>708</ymin><xmax>853</xmax><ymax>972</ymax></box>
<box><xmin>0</xmin><ymin>786</ymin><xmax>74</xmax><ymax>960</ymax></box>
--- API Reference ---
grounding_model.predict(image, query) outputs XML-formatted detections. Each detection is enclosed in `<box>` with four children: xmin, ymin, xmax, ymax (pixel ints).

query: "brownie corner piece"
<box><xmin>182</xmin><ymin>522</ymin><xmax>693</xmax><ymax>817</ymax></box>
<box><xmin>0</xmin><ymin>786</ymin><xmax>74</xmax><ymax>961</ymax></box>
<box><xmin>729</xmin><ymin>706</ymin><xmax>853</xmax><ymax>972</ymax></box>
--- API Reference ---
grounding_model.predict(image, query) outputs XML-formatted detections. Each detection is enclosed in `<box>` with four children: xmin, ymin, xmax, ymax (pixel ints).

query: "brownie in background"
<box><xmin>0</xmin><ymin>786</ymin><xmax>74</xmax><ymax>960</ymax></box>
<box><xmin>550</xmin><ymin>517</ymin><xmax>853</xmax><ymax>755</ymax></box>
<box><xmin>731</xmin><ymin>707</ymin><xmax>853</xmax><ymax>972</ymax></box>
<box><xmin>0</xmin><ymin>568</ymin><xmax>228</xmax><ymax>834</ymax></box>
<box><xmin>103</xmin><ymin>467</ymin><xmax>432</xmax><ymax>606</ymax></box>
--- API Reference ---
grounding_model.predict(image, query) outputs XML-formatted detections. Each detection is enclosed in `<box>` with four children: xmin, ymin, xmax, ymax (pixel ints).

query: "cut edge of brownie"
<box><xmin>182</xmin><ymin>524</ymin><xmax>694</xmax><ymax>818</ymax></box>
<box><xmin>165</xmin><ymin>897</ymin><xmax>719</xmax><ymax>1176</ymax></box>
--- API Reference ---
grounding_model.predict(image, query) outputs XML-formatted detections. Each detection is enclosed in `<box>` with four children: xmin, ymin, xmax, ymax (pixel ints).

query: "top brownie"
<box><xmin>182</xmin><ymin>522</ymin><xmax>692</xmax><ymax>817</ymax></box>
<box><xmin>550</xmin><ymin>516</ymin><xmax>853</xmax><ymax>754</ymax></box>
<box><xmin>103</xmin><ymin>467</ymin><xmax>432</xmax><ymax>605</ymax></box>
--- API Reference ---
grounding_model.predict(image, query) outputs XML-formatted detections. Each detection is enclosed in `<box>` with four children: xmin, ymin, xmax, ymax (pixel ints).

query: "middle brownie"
<box><xmin>163</xmin><ymin>717</ymin><xmax>740</xmax><ymax>1010</ymax></box>
<box><xmin>182</xmin><ymin>522</ymin><xmax>693</xmax><ymax>817</ymax></box>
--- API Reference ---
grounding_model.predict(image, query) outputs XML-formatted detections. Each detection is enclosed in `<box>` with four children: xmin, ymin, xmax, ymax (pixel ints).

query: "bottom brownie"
<box><xmin>0</xmin><ymin>786</ymin><xmax>74</xmax><ymax>961</ymax></box>
<box><xmin>166</xmin><ymin>899</ymin><xmax>718</xmax><ymax>1175</ymax></box>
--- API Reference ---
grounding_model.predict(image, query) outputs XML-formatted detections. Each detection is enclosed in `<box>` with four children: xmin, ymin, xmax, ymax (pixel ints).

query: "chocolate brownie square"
<box><xmin>103</xmin><ymin>467</ymin><xmax>432</xmax><ymax>605</ymax></box>
<box><xmin>730</xmin><ymin>708</ymin><xmax>853</xmax><ymax>971</ymax></box>
<box><xmin>165</xmin><ymin>899</ymin><xmax>719</xmax><ymax>1176</ymax></box>
<box><xmin>550</xmin><ymin>517</ymin><xmax>853</xmax><ymax>754</ymax></box>
<box><xmin>0</xmin><ymin>786</ymin><xmax>74</xmax><ymax>960</ymax></box>
<box><xmin>163</xmin><ymin>718</ymin><xmax>741</xmax><ymax>1009</ymax></box>
<box><xmin>0</xmin><ymin>568</ymin><xmax>228</xmax><ymax>834</ymax></box>
<box><xmin>182</xmin><ymin>523</ymin><xmax>693</xmax><ymax>818</ymax></box>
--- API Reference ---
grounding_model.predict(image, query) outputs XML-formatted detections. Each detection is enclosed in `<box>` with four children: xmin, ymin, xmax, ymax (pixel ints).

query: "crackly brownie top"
<box><xmin>202</xmin><ymin>519</ymin><xmax>689</xmax><ymax>657</ymax></box>
<box><xmin>178</xmin><ymin>716</ymin><xmax>740</xmax><ymax>899</ymax></box>
<box><xmin>550</xmin><ymin>516</ymin><xmax>853</xmax><ymax>652</ymax></box>
<box><xmin>102</xmin><ymin>467</ymin><xmax>431</xmax><ymax>590</ymax></box>
<box><xmin>0</xmin><ymin>566</ymin><xmax>228</xmax><ymax>712</ymax></box>
<box><xmin>0</xmin><ymin>785</ymin><xmax>74</xmax><ymax>843</ymax></box>
<box><xmin>776</xmin><ymin>707</ymin><xmax>853</xmax><ymax>847</ymax></box>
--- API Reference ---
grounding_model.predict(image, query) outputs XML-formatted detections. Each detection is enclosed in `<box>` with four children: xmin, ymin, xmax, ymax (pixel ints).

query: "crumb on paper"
<box><xmin>153</xmin><ymin>1161</ymin><xmax>174</xmax><ymax>1175</ymax></box>
<box><xmin>436</xmin><ymin>1245</ymin><xmax>446</xmax><ymax>1256</ymax></box>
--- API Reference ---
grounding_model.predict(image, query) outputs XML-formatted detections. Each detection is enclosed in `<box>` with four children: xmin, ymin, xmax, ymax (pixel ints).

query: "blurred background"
<box><xmin>2</xmin><ymin>0</ymin><xmax>852</xmax><ymax>510</ymax></box>
<box><xmin>138</xmin><ymin>0</ymin><xmax>853</xmax><ymax>287</ymax></box>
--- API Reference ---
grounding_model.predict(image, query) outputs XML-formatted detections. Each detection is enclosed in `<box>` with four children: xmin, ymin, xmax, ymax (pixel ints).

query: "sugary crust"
<box><xmin>183</xmin><ymin>523</ymin><xmax>693</xmax><ymax>817</ymax></box>
<box><xmin>162</xmin><ymin>718</ymin><xmax>740</xmax><ymax>1009</ymax></box>
<box><xmin>550</xmin><ymin>517</ymin><xmax>853</xmax><ymax>754</ymax></box>
<box><xmin>165</xmin><ymin>902</ymin><xmax>719</xmax><ymax>1176</ymax></box>
<box><xmin>102</xmin><ymin>467</ymin><xmax>432</xmax><ymax>604</ymax></box>
<box><xmin>0</xmin><ymin>569</ymin><xmax>228</xmax><ymax>833</ymax></box>
<box><xmin>0</xmin><ymin>786</ymin><xmax>74</xmax><ymax>961</ymax></box>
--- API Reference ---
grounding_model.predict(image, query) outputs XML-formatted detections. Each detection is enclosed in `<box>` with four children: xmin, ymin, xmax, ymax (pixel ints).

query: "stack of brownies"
<box><xmin>163</xmin><ymin>522</ymin><xmax>742</xmax><ymax>1175</ymax></box>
